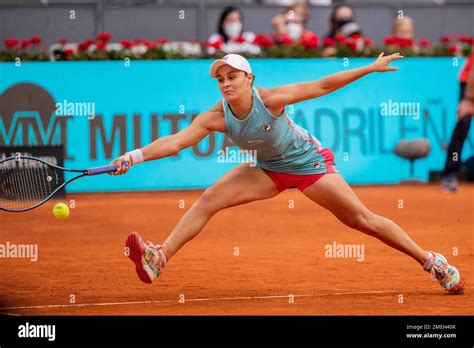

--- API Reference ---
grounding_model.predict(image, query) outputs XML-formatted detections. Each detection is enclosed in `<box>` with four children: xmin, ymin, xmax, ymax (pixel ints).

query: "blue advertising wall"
<box><xmin>1</xmin><ymin>58</ymin><xmax>473</xmax><ymax>192</ymax></box>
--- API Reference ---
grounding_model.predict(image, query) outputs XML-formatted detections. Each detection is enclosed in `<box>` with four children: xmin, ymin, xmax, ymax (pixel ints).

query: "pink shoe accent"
<box><xmin>126</xmin><ymin>232</ymin><xmax>153</xmax><ymax>284</ymax></box>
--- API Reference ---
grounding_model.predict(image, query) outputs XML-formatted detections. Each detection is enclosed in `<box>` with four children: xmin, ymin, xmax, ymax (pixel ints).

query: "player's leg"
<box><xmin>302</xmin><ymin>173</ymin><xmax>464</xmax><ymax>294</ymax></box>
<box><xmin>161</xmin><ymin>163</ymin><xmax>279</xmax><ymax>259</ymax></box>
<box><xmin>303</xmin><ymin>173</ymin><xmax>426</xmax><ymax>263</ymax></box>
<box><xmin>126</xmin><ymin>163</ymin><xmax>279</xmax><ymax>283</ymax></box>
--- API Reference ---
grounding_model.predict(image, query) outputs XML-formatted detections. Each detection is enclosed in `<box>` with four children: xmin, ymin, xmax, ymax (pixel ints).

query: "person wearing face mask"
<box><xmin>272</xmin><ymin>2</ymin><xmax>315</xmax><ymax>43</ymax></box>
<box><xmin>322</xmin><ymin>5</ymin><xmax>362</xmax><ymax>56</ymax></box>
<box><xmin>286</xmin><ymin>20</ymin><xmax>304</xmax><ymax>41</ymax></box>
<box><xmin>207</xmin><ymin>6</ymin><xmax>261</xmax><ymax>55</ymax></box>
<box><xmin>325</xmin><ymin>5</ymin><xmax>360</xmax><ymax>40</ymax></box>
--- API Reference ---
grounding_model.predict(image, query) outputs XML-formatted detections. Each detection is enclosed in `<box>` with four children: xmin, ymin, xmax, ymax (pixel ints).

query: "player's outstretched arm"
<box><xmin>266</xmin><ymin>52</ymin><xmax>404</xmax><ymax>109</ymax></box>
<box><xmin>110</xmin><ymin>103</ymin><xmax>225</xmax><ymax>175</ymax></box>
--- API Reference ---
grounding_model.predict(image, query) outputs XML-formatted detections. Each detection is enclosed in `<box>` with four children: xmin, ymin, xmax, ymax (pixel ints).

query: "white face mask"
<box><xmin>224</xmin><ymin>22</ymin><xmax>243</xmax><ymax>40</ymax></box>
<box><xmin>287</xmin><ymin>22</ymin><xmax>303</xmax><ymax>40</ymax></box>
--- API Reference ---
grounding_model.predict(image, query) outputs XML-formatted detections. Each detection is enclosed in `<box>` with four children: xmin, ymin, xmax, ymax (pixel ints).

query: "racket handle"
<box><xmin>86</xmin><ymin>161</ymin><xmax>130</xmax><ymax>175</ymax></box>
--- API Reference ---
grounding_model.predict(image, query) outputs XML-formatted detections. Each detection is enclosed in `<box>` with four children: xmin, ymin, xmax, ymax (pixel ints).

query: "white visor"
<box><xmin>209</xmin><ymin>54</ymin><xmax>252</xmax><ymax>78</ymax></box>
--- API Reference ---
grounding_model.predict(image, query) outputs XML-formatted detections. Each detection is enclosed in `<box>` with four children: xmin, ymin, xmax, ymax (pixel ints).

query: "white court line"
<box><xmin>0</xmin><ymin>312</ymin><xmax>23</xmax><ymax>316</ymax></box>
<box><xmin>332</xmin><ymin>290</ymin><xmax>400</xmax><ymax>296</ymax></box>
<box><xmin>0</xmin><ymin>290</ymin><xmax>399</xmax><ymax>311</ymax></box>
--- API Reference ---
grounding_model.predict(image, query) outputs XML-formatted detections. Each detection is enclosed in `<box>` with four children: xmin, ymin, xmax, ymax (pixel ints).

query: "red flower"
<box><xmin>58</xmin><ymin>37</ymin><xmax>68</xmax><ymax>45</ymax></box>
<box><xmin>30</xmin><ymin>36</ymin><xmax>42</xmax><ymax>44</ymax></box>
<box><xmin>384</xmin><ymin>36</ymin><xmax>397</xmax><ymax>45</ymax></box>
<box><xmin>64</xmin><ymin>48</ymin><xmax>74</xmax><ymax>56</ymax></box>
<box><xmin>350</xmin><ymin>32</ymin><xmax>362</xmax><ymax>39</ymax></box>
<box><xmin>301</xmin><ymin>32</ymin><xmax>319</xmax><ymax>49</ymax></box>
<box><xmin>439</xmin><ymin>35</ymin><xmax>450</xmax><ymax>44</ymax></box>
<box><xmin>120</xmin><ymin>40</ymin><xmax>133</xmax><ymax>49</ymax></box>
<box><xmin>448</xmin><ymin>45</ymin><xmax>457</xmax><ymax>54</ymax></box>
<box><xmin>335</xmin><ymin>34</ymin><xmax>346</xmax><ymax>43</ymax></box>
<box><xmin>277</xmin><ymin>33</ymin><xmax>292</xmax><ymax>45</ymax></box>
<box><xmin>384</xmin><ymin>36</ymin><xmax>413</xmax><ymax>48</ymax></box>
<box><xmin>144</xmin><ymin>40</ymin><xmax>155</xmax><ymax>48</ymax></box>
<box><xmin>97</xmin><ymin>32</ymin><xmax>112</xmax><ymax>42</ymax></box>
<box><xmin>419</xmin><ymin>38</ymin><xmax>430</xmax><ymax>47</ymax></box>
<box><xmin>459</xmin><ymin>35</ymin><xmax>470</xmax><ymax>43</ymax></box>
<box><xmin>96</xmin><ymin>41</ymin><xmax>107</xmax><ymax>50</ymax></box>
<box><xmin>189</xmin><ymin>37</ymin><xmax>197</xmax><ymax>43</ymax></box>
<box><xmin>134</xmin><ymin>37</ymin><xmax>144</xmax><ymax>45</ymax></box>
<box><xmin>345</xmin><ymin>38</ymin><xmax>357</xmax><ymax>52</ymax></box>
<box><xmin>21</xmin><ymin>39</ymin><xmax>31</xmax><ymax>49</ymax></box>
<box><xmin>364</xmin><ymin>38</ymin><xmax>373</xmax><ymax>47</ymax></box>
<box><xmin>156</xmin><ymin>37</ymin><xmax>169</xmax><ymax>45</ymax></box>
<box><xmin>253</xmin><ymin>34</ymin><xmax>273</xmax><ymax>48</ymax></box>
<box><xmin>206</xmin><ymin>40</ymin><xmax>222</xmax><ymax>50</ymax></box>
<box><xmin>4</xmin><ymin>38</ymin><xmax>18</xmax><ymax>48</ymax></box>
<box><xmin>323</xmin><ymin>37</ymin><xmax>336</xmax><ymax>47</ymax></box>
<box><xmin>78</xmin><ymin>38</ymin><xmax>94</xmax><ymax>51</ymax></box>
<box><xmin>233</xmin><ymin>36</ymin><xmax>246</xmax><ymax>43</ymax></box>
<box><xmin>398</xmin><ymin>38</ymin><xmax>414</xmax><ymax>48</ymax></box>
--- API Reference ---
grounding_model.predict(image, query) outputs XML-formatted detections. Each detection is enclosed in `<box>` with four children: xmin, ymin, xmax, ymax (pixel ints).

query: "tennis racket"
<box><xmin>0</xmin><ymin>155</ymin><xmax>128</xmax><ymax>213</ymax></box>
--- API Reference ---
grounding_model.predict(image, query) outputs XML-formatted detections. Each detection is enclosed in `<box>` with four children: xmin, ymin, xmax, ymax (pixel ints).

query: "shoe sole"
<box><xmin>447</xmin><ymin>279</ymin><xmax>465</xmax><ymax>295</ymax></box>
<box><xmin>126</xmin><ymin>232</ymin><xmax>153</xmax><ymax>284</ymax></box>
<box><xmin>446</xmin><ymin>266</ymin><xmax>465</xmax><ymax>295</ymax></box>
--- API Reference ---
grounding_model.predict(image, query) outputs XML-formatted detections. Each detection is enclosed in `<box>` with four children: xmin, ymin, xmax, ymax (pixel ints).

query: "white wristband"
<box><xmin>127</xmin><ymin>149</ymin><xmax>144</xmax><ymax>165</ymax></box>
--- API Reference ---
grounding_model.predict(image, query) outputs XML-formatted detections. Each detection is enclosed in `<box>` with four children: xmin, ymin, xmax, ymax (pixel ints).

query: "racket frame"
<box><xmin>0</xmin><ymin>155</ymin><xmax>126</xmax><ymax>213</ymax></box>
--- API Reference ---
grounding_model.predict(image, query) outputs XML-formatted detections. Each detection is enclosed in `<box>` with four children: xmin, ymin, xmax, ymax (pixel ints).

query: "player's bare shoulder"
<box><xmin>209</xmin><ymin>99</ymin><xmax>225</xmax><ymax>114</ymax></box>
<box><xmin>256</xmin><ymin>87</ymin><xmax>284</xmax><ymax>117</ymax></box>
<box><xmin>255</xmin><ymin>87</ymin><xmax>270</xmax><ymax>97</ymax></box>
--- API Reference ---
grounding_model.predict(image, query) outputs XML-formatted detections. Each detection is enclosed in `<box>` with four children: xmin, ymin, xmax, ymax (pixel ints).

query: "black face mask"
<box><xmin>337</xmin><ymin>19</ymin><xmax>353</xmax><ymax>28</ymax></box>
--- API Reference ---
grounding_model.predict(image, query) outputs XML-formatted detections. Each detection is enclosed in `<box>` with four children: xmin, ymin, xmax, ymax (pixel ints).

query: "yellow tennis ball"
<box><xmin>53</xmin><ymin>203</ymin><xmax>70</xmax><ymax>220</ymax></box>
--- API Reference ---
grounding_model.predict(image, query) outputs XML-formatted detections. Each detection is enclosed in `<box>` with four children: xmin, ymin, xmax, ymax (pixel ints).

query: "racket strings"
<box><xmin>0</xmin><ymin>158</ymin><xmax>60</xmax><ymax>211</ymax></box>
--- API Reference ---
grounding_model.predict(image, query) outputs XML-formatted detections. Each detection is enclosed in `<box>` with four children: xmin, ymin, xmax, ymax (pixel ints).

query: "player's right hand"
<box><xmin>109</xmin><ymin>154</ymin><xmax>131</xmax><ymax>175</ymax></box>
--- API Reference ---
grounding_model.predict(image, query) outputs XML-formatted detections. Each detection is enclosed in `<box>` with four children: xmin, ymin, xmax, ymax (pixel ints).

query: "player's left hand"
<box><xmin>370</xmin><ymin>52</ymin><xmax>404</xmax><ymax>72</ymax></box>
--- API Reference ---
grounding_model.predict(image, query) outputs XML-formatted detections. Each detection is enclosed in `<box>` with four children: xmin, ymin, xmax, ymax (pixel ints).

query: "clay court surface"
<box><xmin>0</xmin><ymin>184</ymin><xmax>472</xmax><ymax>315</ymax></box>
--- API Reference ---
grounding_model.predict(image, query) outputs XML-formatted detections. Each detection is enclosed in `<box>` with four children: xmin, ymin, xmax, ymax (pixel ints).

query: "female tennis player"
<box><xmin>112</xmin><ymin>53</ymin><xmax>463</xmax><ymax>294</ymax></box>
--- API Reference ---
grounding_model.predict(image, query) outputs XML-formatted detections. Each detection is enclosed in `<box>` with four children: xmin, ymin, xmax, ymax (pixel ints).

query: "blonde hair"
<box><xmin>392</xmin><ymin>16</ymin><xmax>416</xmax><ymax>38</ymax></box>
<box><xmin>286</xmin><ymin>2</ymin><xmax>309</xmax><ymax>22</ymax></box>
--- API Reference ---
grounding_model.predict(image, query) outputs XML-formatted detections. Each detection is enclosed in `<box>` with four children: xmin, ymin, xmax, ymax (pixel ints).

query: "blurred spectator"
<box><xmin>271</xmin><ymin>2</ymin><xmax>315</xmax><ymax>43</ymax></box>
<box><xmin>206</xmin><ymin>6</ymin><xmax>261</xmax><ymax>55</ymax></box>
<box><xmin>441</xmin><ymin>46</ymin><xmax>474</xmax><ymax>192</ymax></box>
<box><xmin>391</xmin><ymin>16</ymin><xmax>416</xmax><ymax>41</ymax></box>
<box><xmin>323</xmin><ymin>5</ymin><xmax>362</xmax><ymax>56</ymax></box>
<box><xmin>325</xmin><ymin>5</ymin><xmax>361</xmax><ymax>40</ymax></box>
<box><xmin>383</xmin><ymin>16</ymin><xmax>420</xmax><ymax>53</ymax></box>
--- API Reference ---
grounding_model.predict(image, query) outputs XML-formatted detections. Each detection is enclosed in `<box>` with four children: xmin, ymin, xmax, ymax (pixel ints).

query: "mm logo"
<box><xmin>0</xmin><ymin>83</ymin><xmax>72</xmax><ymax>159</ymax></box>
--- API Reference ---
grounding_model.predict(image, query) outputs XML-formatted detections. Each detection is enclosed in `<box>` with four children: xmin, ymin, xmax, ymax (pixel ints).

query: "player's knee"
<box><xmin>194</xmin><ymin>187</ymin><xmax>223</xmax><ymax>214</ymax></box>
<box><xmin>347</xmin><ymin>211</ymin><xmax>379</xmax><ymax>236</ymax></box>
